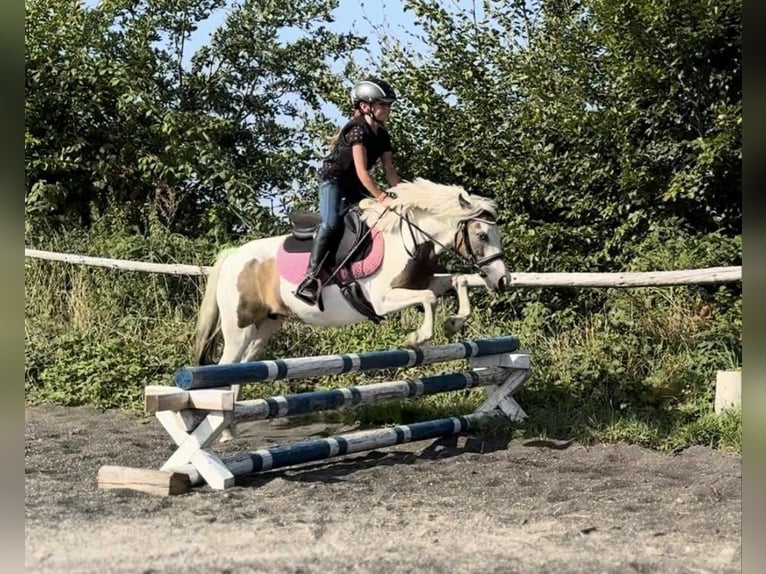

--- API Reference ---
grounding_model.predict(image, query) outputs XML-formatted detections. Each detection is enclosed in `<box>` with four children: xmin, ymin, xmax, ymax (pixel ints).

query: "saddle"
<box><xmin>284</xmin><ymin>207</ymin><xmax>373</xmax><ymax>265</ymax></box>
<box><xmin>279</xmin><ymin>207</ymin><xmax>385</xmax><ymax>322</ymax></box>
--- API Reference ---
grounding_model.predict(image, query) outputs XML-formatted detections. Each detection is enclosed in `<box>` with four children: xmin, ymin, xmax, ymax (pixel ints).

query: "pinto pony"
<box><xmin>193</xmin><ymin>179</ymin><xmax>510</xmax><ymax>382</ymax></box>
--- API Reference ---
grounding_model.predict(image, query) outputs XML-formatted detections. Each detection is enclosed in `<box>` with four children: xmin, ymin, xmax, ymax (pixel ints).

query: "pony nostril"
<box><xmin>498</xmin><ymin>275</ymin><xmax>508</xmax><ymax>291</ymax></box>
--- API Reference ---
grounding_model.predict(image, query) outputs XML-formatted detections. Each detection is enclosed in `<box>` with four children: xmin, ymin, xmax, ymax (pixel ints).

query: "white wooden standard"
<box><xmin>155</xmin><ymin>410</ymin><xmax>235</xmax><ymax>490</ymax></box>
<box><xmin>470</xmin><ymin>353</ymin><xmax>531</xmax><ymax>421</ymax></box>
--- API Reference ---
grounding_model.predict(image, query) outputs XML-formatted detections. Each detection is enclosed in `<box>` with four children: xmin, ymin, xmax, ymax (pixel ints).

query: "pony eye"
<box><xmin>478</xmin><ymin>232</ymin><xmax>489</xmax><ymax>242</ymax></box>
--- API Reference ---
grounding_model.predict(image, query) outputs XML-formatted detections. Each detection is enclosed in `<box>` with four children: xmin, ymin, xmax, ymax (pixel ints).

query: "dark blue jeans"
<box><xmin>318</xmin><ymin>179</ymin><xmax>343</xmax><ymax>235</ymax></box>
<box><xmin>301</xmin><ymin>180</ymin><xmax>344</xmax><ymax>281</ymax></box>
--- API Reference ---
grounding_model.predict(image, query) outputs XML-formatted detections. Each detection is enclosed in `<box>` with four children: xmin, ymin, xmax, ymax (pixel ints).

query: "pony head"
<box><xmin>360</xmin><ymin>178</ymin><xmax>509</xmax><ymax>292</ymax></box>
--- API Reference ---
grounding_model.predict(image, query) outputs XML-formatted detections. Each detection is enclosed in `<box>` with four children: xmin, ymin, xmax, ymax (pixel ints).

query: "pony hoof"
<box><xmin>444</xmin><ymin>316</ymin><xmax>466</xmax><ymax>337</ymax></box>
<box><xmin>405</xmin><ymin>332</ymin><xmax>430</xmax><ymax>348</ymax></box>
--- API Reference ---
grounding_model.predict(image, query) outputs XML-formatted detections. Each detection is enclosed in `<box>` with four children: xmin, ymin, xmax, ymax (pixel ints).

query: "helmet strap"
<box><xmin>364</xmin><ymin>102</ymin><xmax>386</xmax><ymax>127</ymax></box>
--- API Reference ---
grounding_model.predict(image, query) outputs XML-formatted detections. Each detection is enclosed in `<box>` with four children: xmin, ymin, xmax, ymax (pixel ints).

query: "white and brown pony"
<box><xmin>193</xmin><ymin>178</ymin><xmax>509</xmax><ymax>378</ymax></box>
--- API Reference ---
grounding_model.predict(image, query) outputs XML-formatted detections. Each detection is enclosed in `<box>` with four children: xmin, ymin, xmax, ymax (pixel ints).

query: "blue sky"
<box><xmin>184</xmin><ymin>0</ymin><xmax>486</xmax><ymax>66</ymax></box>
<box><xmin>81</xmin><ymin>0</ymin><xmax>488</xmax><ymax>130</ymax></box>
<box><xmin>82</xmin><ymin>0</ymin><xmax>426</xmax><ymax>62</ymax></box>
<box><xmin>82</xmin><ymin>0</ymin><xmax>487</xmax><ymax>92</ymax></box>
<box><xmin>180</xmin><ymin>0</ymin><xmax>435</xmax><ymax>122</ymax></box>
<box><xmin>187</xmin><ymin>0</ymin><xmax>425</xmax><ymax>65</ymax></box>
<box><xmin>80</xmin><ymin>0</ymin><xmax>434</xmax><ymax>120</ymax></box>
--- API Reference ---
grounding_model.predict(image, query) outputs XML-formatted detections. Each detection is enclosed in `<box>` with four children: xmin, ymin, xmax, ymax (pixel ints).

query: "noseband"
<box><xmin>455</xmin><ymin>218</ymin><xmax>505</xmax><ymax>274</ymax></box>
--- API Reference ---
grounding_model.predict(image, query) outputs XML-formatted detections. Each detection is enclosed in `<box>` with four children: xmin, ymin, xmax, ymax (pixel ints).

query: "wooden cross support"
<box><xmin>470</xmin><ymin>352</ymin><xmax>531</xmax><ymax>421</ymax></box>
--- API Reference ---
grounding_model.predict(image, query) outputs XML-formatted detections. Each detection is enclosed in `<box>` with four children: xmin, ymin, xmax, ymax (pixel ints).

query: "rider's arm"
<box><xmin>352</xmin><ymin>143</ymin><xmax>387</xmax><ymax>201</ymax></box>
<box><xmin>381</xmin><ymin>151</ymin><xmax>401</xmax><ymax>187</ymax></box>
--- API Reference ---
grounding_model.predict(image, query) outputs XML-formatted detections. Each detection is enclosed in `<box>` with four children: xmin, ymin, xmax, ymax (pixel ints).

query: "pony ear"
<box><xmin>458</xmin><ymin>193</ymin><xmax>472</xmax><ymax>210</ymax></box>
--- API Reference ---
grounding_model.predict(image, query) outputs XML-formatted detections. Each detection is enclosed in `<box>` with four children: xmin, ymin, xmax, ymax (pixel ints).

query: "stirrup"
<box><xmin>294</xmin><ymin>276</ymin><xmax>321</xmax><ymax>306</ymax></box>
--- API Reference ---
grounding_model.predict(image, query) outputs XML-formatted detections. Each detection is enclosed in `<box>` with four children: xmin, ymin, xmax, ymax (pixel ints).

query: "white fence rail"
<box><xmin>24</xmin><ymin>248</ymin><xmax>742</xmax><ymax>287</ymax></box>
<box><xmin>25</xmin><ymin>249</ymin><xmax>209</xmax><ymax>276</ymax></box>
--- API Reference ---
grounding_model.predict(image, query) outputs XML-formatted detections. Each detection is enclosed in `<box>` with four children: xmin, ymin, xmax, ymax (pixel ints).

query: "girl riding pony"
<box><xmin>294</xmin><ymin>77</ymin><xmax>403</xmax><ymax>305</ymax></box>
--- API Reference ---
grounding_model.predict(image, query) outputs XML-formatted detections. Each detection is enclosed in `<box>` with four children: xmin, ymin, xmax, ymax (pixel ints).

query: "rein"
<box><xmin>389</xmin><ymin>206</ymin><xmax>503</xmax><ymax>278</ymax></box>
<box><xmin>322</xmin><ymin>196</ymin><xmax>504</xmax><ymax>284</ymax></box>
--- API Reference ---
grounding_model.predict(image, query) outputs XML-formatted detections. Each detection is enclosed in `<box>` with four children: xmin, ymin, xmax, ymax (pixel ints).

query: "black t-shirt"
<box><xmin>318</xmin><ymin>117</ymin><xmax>393</xmax><ymax>204</ymax></box>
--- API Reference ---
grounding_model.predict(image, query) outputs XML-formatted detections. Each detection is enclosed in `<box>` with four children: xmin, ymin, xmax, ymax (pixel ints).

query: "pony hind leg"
<box><xmin>218</xmin><ymin>322</ymin><xmax>257</xmax><ymax>393</ymax></box>
<box><xmin>216</xmin><ymin>321</ymin><xmax>257</xmax><ymax>443</ymax></box>
<box><xmin>241</xmin><ymin>317</ymin><xmax>283</xmax><ymax>362</ymax></box>
<box><xmin>229</xmin><ymin>317</ymin><xmax>284</xmax><ymax>403</ymax></box>
<box><xmin>217</xmin><ymin>318</ymin><xmax>284</xmax><ymax>443</ymax></box>
<box><xmin>216</xmin><ymin>251</ymin><xmax>287</xmax><ymax>441</ymax></box>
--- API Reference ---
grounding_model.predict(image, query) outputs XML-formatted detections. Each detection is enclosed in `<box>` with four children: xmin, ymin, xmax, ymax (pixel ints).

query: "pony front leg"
<box><xmin>428</xmin><ymin>273</ymin><xmax>486</xmax><ymax>336</ymax></box>
<box><xmin>448</xmin><ymin>273</ymin><xmax>488</xmax><ymax>335</ymax></box>
<box><xmin>376</xmin><ymin>288</ymin><xmax>438</xmax><ymax>347</ymax></box>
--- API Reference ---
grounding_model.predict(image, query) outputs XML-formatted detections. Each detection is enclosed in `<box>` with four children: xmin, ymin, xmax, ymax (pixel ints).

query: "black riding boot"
<box><xmin>294</xmin><ymin>226</ymin><xmax>334</xmax><ymax>306</ymax></box>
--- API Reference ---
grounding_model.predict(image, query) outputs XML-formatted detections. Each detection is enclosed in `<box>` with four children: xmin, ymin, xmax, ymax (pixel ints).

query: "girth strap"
<box><xmin>339</xmin><ymin>276</ymin><xmax>385</xmax><ymax>323</ymax></box>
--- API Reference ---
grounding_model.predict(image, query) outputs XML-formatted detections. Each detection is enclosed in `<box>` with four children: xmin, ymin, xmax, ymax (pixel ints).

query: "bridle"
<box><xmin>455</xmin><ymin>218</ymin><xmax>506</xmax><ymax>268</ymax></box>
<box><xmin>393</xmin><ymin>206</ymin><xmax>504</xmax><ymax>278</ymax></box>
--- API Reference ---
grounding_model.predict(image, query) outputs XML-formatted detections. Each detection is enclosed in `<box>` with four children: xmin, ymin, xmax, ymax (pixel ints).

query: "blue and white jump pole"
<box><xmin>232</xmin><ymin>367</ymin><xmax>513</xmax><ymax>422</ymax></box>
<box><xmin>174</xmin><ymin>336</ymin><xmax>520</xmax><ymax>390</ymax></box>
<box><xmin>182</xmin><ymin>414</ymin><xmax>488</xmax><ymax>486</ymax></box>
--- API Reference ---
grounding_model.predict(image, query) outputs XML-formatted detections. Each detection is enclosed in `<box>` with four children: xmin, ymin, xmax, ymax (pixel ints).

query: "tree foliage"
<box><xmin>26</xmin><ymin>0</ymin><xmax>740</xmax><ymax>271</ymax></box>
<box><xmin>25</xmin><ymin>0</ymin><xmax>364</xmax><ymax>241</ymax></box>
<box><xmin>377</xmin><ymin>0</ymin><xmax>740</xmax><ymax>275</ymax></box>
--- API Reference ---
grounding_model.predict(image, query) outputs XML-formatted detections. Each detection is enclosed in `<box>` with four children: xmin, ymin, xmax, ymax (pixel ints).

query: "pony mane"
<box><xmin>359</xmin><ymin>178</ymin><xmax>498</xmax><ymax>232</ymax></box>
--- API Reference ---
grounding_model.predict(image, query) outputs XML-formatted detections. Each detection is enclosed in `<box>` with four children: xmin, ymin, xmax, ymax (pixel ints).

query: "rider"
<box><xmin>294</xmin><ymin>77</ymin><xmax>403</xmax><ymax>306</ymax></box>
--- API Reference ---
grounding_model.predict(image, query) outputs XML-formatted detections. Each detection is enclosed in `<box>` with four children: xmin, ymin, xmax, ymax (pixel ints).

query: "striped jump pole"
<box><xmin>233</xmin><ymin>367</ymin><xmax>514</xmax><ymax>422</ymax></box>
<box><xmin>174</xmin><ymin>335</ymin><xmax>519</xmax><ymax>390</ymax></box>
<box><xmin>177</xmin><ymin>413</ymin><xmax>492</xmax><ymax>487</ymax></box>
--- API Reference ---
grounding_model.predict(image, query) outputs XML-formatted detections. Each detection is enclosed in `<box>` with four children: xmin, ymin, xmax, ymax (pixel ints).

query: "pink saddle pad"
<box><xmin>276</xmin><ymin>227</ymin><xmax>384</xmax><ymax>285</ymax></box>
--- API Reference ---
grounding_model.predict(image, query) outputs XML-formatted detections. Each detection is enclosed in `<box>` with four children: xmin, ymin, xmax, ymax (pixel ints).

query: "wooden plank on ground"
<box><xmin>97</xmin><ymin>465</ymin><xmax>191</xmax><ymax>496</ymax></box>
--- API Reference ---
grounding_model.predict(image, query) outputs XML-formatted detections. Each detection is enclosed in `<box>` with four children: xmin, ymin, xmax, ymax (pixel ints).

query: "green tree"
<box><xmin>25</xmin><ymin>0</ymin><xmax>364</xmax><ymax>242</ymax></box>
<box><xmin>375</xmin><ymin>0</ymin><xmax>740</xmax><ymax>277</ymax></box>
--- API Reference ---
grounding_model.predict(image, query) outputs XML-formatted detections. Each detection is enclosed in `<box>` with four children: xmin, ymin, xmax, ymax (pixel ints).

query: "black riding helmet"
<box><xmin>350</xmin><ymin>77</ymin><xmax>398</xmax><ymax>107</ymax></box>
